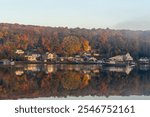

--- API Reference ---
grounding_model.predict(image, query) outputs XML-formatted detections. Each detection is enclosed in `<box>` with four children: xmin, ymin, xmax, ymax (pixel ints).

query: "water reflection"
<box><xmin>102</xmin><ymin>66</ymin><xmax>133</xmax><ymax>75</ymax></box>
<box><xmin>0</xmin><ymin>64</ymin><xmax>150</xmax><ymax>99</ymax></box>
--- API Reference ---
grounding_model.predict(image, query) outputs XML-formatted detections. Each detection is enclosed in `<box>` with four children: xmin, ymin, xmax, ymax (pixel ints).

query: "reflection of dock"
<box><xmin>102</xmin><ymin>66</ymin><xmax>133</xmax><ymax>75</ymax></box>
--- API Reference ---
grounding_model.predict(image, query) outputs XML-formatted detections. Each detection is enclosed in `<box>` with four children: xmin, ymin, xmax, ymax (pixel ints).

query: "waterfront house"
<box><xmin>88</xmin><ymin>57</ymin><xmax>97</xmax><ymax>62</ymax></box>
<box><xmin>0</xmin><ymin>59</ymin><xmax>10</xmax><ymax>65</ymax></box>
<box><xmin>25</xmin><ymin>55</ymin><xmax>37</xmax><ymax>61</ymax></box>
<box><xmin>83</xmin><ymin>52</ymin><xmax>92</xmax><ymax>57</ymax></box>
<box><xmin>93</xmin><ymin>53</ymin><xmax>100</xmax><ymax>57</ymax></box>
<box><xmin>24</xmin><ymin>53</ymin><xmax>41</xmax><ymax>62</ymax></box>
<box><xmin>67</xmin><ymin>57</ymin><xmax>74</xmax><ymax>62</ymax></box>
<box><xmin>139</xmin><ymin>57</ymin><xmax>149</xmax><ymax>64</ymax></box>
<box><xmin>31</xmin><ymin>53</ymin><xmax>41</xmax><ymax>58</ymax></box>
<box><xmin>105</xmin><ymin>53</ymin><xmax>133</xmax><ymax>66</ymax></box>
<box><xmin>43</xmin><ymin>52</ymin><xmax>57</xmax><ymax>62</ymax></box>
<box><xmin>74</xmin><ymin>55</ymin><xmax>84</xmax><ymax>62</ymax></box>
<box><xmin>46</xmin><ymin>52</ymin><xmax>55</xmax><ymax>59</ymax></box>
<box><xmin>108</xmin><ymin>53</ymin><xmax>133</xmax><ymax>62</ymax></box>
<box><xmin>15</xmin><ymin>49</ymin><xmax>24</xmax><ymax>55</ymax></box>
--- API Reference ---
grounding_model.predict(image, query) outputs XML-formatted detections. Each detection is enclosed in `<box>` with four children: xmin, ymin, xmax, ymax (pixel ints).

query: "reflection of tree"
<box><xmin>80</xmin><ymin>74</ymin><xmax>91</xmax><ymax>89</ymax></box>
<box><xmin>61</xmin><ymin>71</ymin><xmax>82</xmax><ymax>90</ymax></box>
<box><xmin>60</xmin><ymin>71</ymin><xmax>91</xmax><ymax>90</ymax></box>
<box><xmin>0</xmin><ymin>66</ymin><xmax>150</xmax><ymax>99</ymax></box>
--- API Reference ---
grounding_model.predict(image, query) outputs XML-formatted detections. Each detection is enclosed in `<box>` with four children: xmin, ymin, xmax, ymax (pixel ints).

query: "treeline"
<box><xmin>0</xmin><ymin>23</ymin><xmax>150</xmax><ymax>59</ymax></box>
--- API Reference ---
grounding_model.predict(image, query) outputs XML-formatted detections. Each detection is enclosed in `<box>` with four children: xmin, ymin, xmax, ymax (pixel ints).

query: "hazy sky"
<box><xmin>0</xmin><ymin>0</ymin><xmax>150</xmax><ymax>30</ymax></box>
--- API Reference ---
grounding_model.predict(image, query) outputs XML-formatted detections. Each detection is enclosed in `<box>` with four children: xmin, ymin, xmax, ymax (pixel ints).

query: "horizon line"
<box><xmin>0</xmin><ymin>22</ymin><xmax>149</xmax><ymax>32</ymax></box>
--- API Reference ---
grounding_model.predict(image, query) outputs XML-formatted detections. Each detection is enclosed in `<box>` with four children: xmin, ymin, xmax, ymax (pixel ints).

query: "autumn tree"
<box><xmin>61</xmin><ymin>35</ymin><xmax>82</xmax><ymax>56</ymax></box>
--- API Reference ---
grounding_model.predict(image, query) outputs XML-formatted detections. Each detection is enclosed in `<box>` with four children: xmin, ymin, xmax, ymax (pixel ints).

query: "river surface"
<box><xmin>0</xmin><ymin>64</ymin><xmax>150</xmax><ymax>100</ymax></box>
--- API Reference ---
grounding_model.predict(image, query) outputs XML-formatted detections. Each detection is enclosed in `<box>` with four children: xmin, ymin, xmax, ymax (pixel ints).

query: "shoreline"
<box><xmin>15</xmin><ymin>61</ymin><xmax>100</xmax><ymax>65</ymax></box>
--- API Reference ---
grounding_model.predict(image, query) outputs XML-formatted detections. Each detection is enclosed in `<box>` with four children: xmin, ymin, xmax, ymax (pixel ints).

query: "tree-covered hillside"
<box><xmin>0</xmin><ymin>23</ymin><xmax>150</xmax><ymax>59</ymax></box>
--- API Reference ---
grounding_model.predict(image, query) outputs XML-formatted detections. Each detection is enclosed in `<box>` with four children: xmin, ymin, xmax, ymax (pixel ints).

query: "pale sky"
<box><xmin>0</xmin><ymin>0</ymin><xmax>150</xmax><ymax>30</ymax></box>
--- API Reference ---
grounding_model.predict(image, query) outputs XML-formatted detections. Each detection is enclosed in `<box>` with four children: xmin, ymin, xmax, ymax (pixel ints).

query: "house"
<box><xmin>32</xmin><ymin>54</ymin><xmax>41</xmax><ymax>58</ymax></box>
<box><xmin>47</xmin><ymin>53</ymin><xmax>55</xmax><ymax>60</ymax></box>
<box><xmin>109</xmin><ymin>53</ymin><xmax>133</xmax><ymax>62</ymax></box>
<box><xmin>139</xmin><ymin>57</ymin><xmax>149</xmax><ymax>64</ymax></box>
<box><xmin>67</xmin><ymin>57</ymin><xmax>74</xmax><ymax>62</ymax></box>
<box><xmin>88</xmin><ymin>57</ymin><xmax>97</xmax><ymax>62</ymax></box>
<box><xmin>15</xmin><ymin>49</ymin><xmax>24</xmax><ymax>55</ymax></box>
<box><xmin>104</xmin><ymin>53</ymin><xmax>133</xmax><ymax>66</ymax></box>
<box><xmin>93</xmin><ymin>53</ymin><xmax>100</xmax><ymax>57</ymax></box>
<box><xmin>74</xmin><ymin>55</ymin><xmax>84</xmax><ymax>62</ymax></box>
<box><xmin>75</xmin><ymin>55</ymin><xmax>80</xmax><ymax>58</ymax></box>
<box><xmin>25</xmin><ymin>55</ymin><xmax>37</xmax><ymax>61</ymax></box>
<box><xmin>43</xmin><ymin>52</ymin><xmax>56</xmax><ymax>61</ymax></box>
<box><xmin>25</xmin><ymin>53</ymin><xmax>41</xmax><ymax>62</ymax></box>
<box><xmin>60</xmin><ymin>57</ymin><xmax>65</xmax><ymax>62</ymax></box>
<box><xmin>125</xmin><ymin>53</ymin><xmax>133</xmax><ymax>61</ymax></box>
<box><xmin>83</xmin><ymin>52</ymin><xmax>92</xmax><ymax>57</ymax></box>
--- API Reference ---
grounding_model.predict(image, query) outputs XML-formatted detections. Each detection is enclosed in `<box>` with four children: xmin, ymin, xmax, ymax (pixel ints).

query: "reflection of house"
<box><xmin>103</xmin><ymin>66</ymin><xmax>133</xmax><ymax>75</ymax></box>
<box><xmin>80</xmin><ymin>74</ymin><xmax>91</xmax><ymax>89</ymax></box>
<box><xmin>15</xmin><ymin>49</ymin><xmax>24</xmax><ymax>55</ymax></box>
<box><xmin>47</xmin><ymin>65</ymin><xmax>54</xmax><ymax>73</ymax></box>
<box><xmin>24</xmin><ymin>64</ymin><xmax>40</xmax><ymax>72</ymax></box>
<box><xmin>139</xmin><ymin>65</ymin><xmax>150</xmax><ymax>71</ymax></box>
<box><xmin>15</xmin><ymin>70</ymin><xmax>24</xmax><ymax>76</ymax></box>
<box><xmin>45</xmin><ymin>65</ymin><xmax>57</xmax><ymax>73</ymax></box>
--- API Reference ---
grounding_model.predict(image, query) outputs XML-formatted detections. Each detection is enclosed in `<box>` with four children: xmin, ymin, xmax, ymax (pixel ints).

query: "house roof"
<box><xmin>109</xmin><ymin>53</ymin><xmax>133</xmax><ymax>61</ymax></box>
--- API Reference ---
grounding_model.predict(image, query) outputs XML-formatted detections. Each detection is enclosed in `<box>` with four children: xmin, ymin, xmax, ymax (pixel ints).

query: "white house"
<box><xmin>109</xmin><ymin>53</ymin><xmax>133</xmax><ymax>62</ymax></box>
<box><xmin>139</xmin><ymin>57</ymin><xmax>149</xmax><ymax>64</ymax></box>
<box><xmin>25</xmin><ymin>55</ymin><xmax>37</xmax><ymax>61</ymax></box>
<box><xmin>47</xmin><ymin>53</ymin><xmax>54</xmax><ymax>59</ymax></box>
<box><xmin>93</xmin><ymin>53</ymin><xmax>100</xmax><ymax>57</ymax></box>
<box><xmin>43</xmin><ymin>52</ymin><xmax>56</xmax><ymax>61</ymax></box>
<box><xmin>31</xmin><ymin>54</ymin><xmax>41</xmax><ymax>58</ymax></box>
<box><xmin>125</xmin><ymin>53</ymin><xmax>133</xmax><ymax>61</ymax></box>
<box><xmin>15</xmin><ymin>49</ymin><xmax>24</xmax><ymax>55</ymax></box>
<box><xmin>88</xmin><ymin>57</ymin><xmax>97</xmax><ymax>62</ymax></box>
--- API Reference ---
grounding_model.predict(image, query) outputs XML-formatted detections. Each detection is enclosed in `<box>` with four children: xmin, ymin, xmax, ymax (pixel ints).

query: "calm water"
<box><xmin>0</xmin><ymin>64</ymin><xmax>150</xmax><ymax>100</ymax></box>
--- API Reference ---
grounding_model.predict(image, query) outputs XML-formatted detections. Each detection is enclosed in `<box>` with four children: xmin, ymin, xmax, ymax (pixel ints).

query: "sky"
<box><xmin>0</xmin><ymin>0</ymin><xmax>150</xmax><ymax>30</ymax></box>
